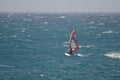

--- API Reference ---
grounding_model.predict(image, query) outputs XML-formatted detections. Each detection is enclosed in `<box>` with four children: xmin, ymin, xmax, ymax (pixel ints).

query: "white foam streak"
<box><xmin>97</xmin><ymin>23</ymin><xmax>105</xmax><ymax>25</ymax></box>
<box><xmin>59</xmin><ymin>16</ymin><xmax>65</xmax><ymax>19</ymax></box>
<box><xmin>0</xmin><ymin>64</ymin><xmax>11</xmax><ymax>67</ymax></box>
<box><xmin>80</xmin><ymin>45</ymin><xmax>94</xmax><ymax>48</ymax></box>
<box><xmin>63</xmin><ymin>41</ymin><xmax>69</xmax><ymax>47</ymax></box>
<box><xmin>21</xmin><ymin>28</ymin><xmax>26</xmax><ymax>32</ymax></box>
<box><xmin>102</xmin><ymin>30</ymin><xmax>113</xmax><ymax>34</ymax></box>
<box><xmin>88</xmin><ymin>22</ymin><xmax>95</xmax><ymax>24</ymax></box>
<box><xmin>104</xmin><ymin>52</ymin><xmax>120</xmax><ymax>59</ymax></box>
<box><xmin>12</xmin><ymin>35</ymin><xmax>17</xmax><ymax>38</ymax></box>
<box><xmin>43</xmin><ymin>22</ymin><xmax>48</xmax><ymax>24</ymax></box>
<box><xmin>76</xmin><ymin>54</ymin><xmax>84</xmax><ymax>57</ymax></box>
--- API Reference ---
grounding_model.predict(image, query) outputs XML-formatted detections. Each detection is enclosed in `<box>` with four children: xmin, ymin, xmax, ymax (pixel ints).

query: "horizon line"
<box><xmin>0</xmin><ymin>11</ymin><xmax>120</xmax><ymax>14</ymax></box>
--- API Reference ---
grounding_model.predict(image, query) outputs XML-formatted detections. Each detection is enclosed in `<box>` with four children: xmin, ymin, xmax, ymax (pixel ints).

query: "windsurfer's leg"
<box><xmin>69</xmin><ymin>50</ymin><xmax>73</xmax><ymax>55</ymax></box>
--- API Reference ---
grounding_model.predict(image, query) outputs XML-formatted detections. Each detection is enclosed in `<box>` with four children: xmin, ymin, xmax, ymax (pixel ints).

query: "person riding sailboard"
<box><xmin>65</xmin><ymin>29</ymin><xmax>80</xmax><ymax>56</ymax></box>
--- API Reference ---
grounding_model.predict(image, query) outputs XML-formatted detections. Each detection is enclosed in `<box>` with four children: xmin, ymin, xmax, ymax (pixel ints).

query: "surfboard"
<box><xmin>65</xmin><ymin>53</ymin><xmax>72</xmax><ymax>56</ymax></box>
<box><xmin>65</xmin><ymin>53</ymin><xmax>84</xmax><ymax>57</ymax></box>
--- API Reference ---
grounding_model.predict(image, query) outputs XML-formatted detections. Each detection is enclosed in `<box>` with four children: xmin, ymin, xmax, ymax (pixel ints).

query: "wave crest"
<box><xmin>104</xmin><ymin>52</ymin><xmax>120</xmax><ymax>59</ymax></box>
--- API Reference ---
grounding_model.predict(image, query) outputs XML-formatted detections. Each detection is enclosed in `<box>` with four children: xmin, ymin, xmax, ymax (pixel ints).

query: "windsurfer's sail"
<box><xmin>68</xmin><ymin>29</ymin><xmax>80</xmax><ymax>53</ymax></box>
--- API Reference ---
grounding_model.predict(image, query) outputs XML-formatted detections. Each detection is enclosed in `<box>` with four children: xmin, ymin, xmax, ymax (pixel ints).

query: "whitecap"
<box><xmin>102</xmin><ymin>30</ymin><xmax>113</xmax><ymax>34</ymax></box>
<box><xmin>88</xmin><ymin>22</ymin><xmax>95</xmax><ymax>24</ymax></box>
<box><xmin>63</xmin><ymin>41</ymin><xmax>69</xmax><ymax>44</ymax></box>
<box><xmin>112</xmin><ymin>20</ymin><xmax>118</xmax><ymax>23</ymax></box>
<box><xmin>104</xmin><ymin>52</ymin><xmax>120</xmax><ymax>59</ymax></box>
<box><xmin>63</xmin><ymin>44</ymin><xmax>68</xmax><ymax>47</ymax></box>
<box><xmin>100</xmin><ymin>17</ymin><xmax>106</xmax><ymax>20</ymax></box>
<box><xmin>89</xmin><ymin>26</ymin><xmax>97</xmax><ymax>29</ymax></box>
<box><xmin>21</xmin><ymin>28</ymin><xmax>26</xmax><ymax>32</ymax></box>
<box><xmin>63</xmin><ymin>41</ymin><xmax>69</xmax><ymax>47</ymax></box>
<box><xmin>27</xmin><ymin>35</ymin><xmax>31</xmax><ymax>37</ymax></box>
<box><xmin>100</xmin><ymin>13</ymin><xmax>106</xmax><ymax>16</ymax></box>
<box><xmin>40</xmin><ymin>74</ymin><xmax>44</xmax><ymax>77</ymax></box>
<box><xmin>76</xmin><ymin>54</ymin><xmax>84</xmax><ymax>57</ymax></box>
<box><xmin>97</xmin><ymin>23</ymin><xmax>105</xmax><ymax>25</ymax></box>
<box><xmin>40</xmin><ymin>16</ymin><xmax>44</xmax><ymax>18</ymax></box>
<box><xmin>43</xmin><ymin>22</ymin><xmax>48</xmax><ymax>24</ymax></box>
<box><xmin>27</xmin><ymin>14</ymin><xmax>31</xmax><ymax>17</ymax></box>
<box><xmin>59</xmin><ymin>16</ymin><xmax>65</xmax><ymax>18</ymax></box>
<box><xmin>23</xmin><ymin>18</ymin><xmax>32</xmax><ymax>21</ymax></box>
<box><xmin>76</xmin><ymin>53</ymin><xmax>92</xmax><ymax>57</ymax></box>
<box><xmin>0</xmin><ymin>64</ymin><xmax>11</xmax><ymax>67</ymax></box>
<box><xmin>80</xmin><ymin>45</ymin><xmax>94</xmax><ymax>48</ymax></box>
<box><xmin>7</xmin><ymin>15</ymin><xmax>11</xmax><ymax>18</ymax></box>
<box><xmin>26</xmin><ymin>39</ymin><xmax>32</xmax><ymax>41</ymax></box>
<box><xmin>12</xmin><ymin>35</ymin><xmax>17</xmax><ymax>38</ymax></box>
<box><xmin>96</xmin><ymin>34</ymin><xmax>101</xmax><ymax>37</ymax></box>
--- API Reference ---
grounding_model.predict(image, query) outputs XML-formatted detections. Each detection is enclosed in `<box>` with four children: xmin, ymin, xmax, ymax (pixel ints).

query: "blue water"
<box><xmin>0</xmin><ymin>13</ymin><xmax>120</xmax><ymax>80</ymax></box>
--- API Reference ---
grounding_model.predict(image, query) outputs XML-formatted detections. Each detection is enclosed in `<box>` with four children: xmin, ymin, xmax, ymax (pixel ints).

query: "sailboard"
<box><xmin>65</xmin><ymin>29</ymin><xmax>80</xmax><ymax>56</ymax></box>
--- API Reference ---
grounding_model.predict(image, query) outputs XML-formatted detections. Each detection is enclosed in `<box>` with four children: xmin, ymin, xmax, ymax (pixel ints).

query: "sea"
<box><xmin>0</xmin><ymin>13</ymin><xmax>120</xmax><ymax>80</ymax></box>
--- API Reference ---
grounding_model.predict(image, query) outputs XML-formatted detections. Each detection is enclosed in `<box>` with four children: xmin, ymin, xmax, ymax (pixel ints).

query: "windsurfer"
<box><xmin>65</xmin><ymin>29</ymin><xmax>80</xmax><ymax>56</ymax></box>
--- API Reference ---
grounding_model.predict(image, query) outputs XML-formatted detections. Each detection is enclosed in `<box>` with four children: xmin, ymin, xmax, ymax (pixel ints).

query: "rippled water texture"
<box><xmin>0</xmin><ymin>13</ymin><xmax>120</xmax><ymax>80</ymax></box>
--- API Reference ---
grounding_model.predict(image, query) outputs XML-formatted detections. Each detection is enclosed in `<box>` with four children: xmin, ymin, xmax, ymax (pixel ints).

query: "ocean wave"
<box><xmin>43</xmin><ymin>21</ymin><xmax>48</xmax><ymax>24</ymax></box>
<box><xmin>75</xmin><ymin>53</ymin><xmax>92</xmax><ymax>57</ymax></box>
<box><xmin>7</xmin><ymin>14</ymin><xmax>11</xmax><ymax>18</ymax></box>
<box><xmin>0</xmin><ymin>64</ymin><xmax>12</xmax><ymax>68</ymax></box>
<box><xmin>0</xmin><ymin>35</ymin><xmax>17</xmax><ymax>40</ymax></box>
<box><xmin>19</xmin><ymin>38</ymin><xmax>32</xmax><ymax>42</ymax></box>
<box><xmin>102</xmin><ymin>30</ymin><xmax>119</xmax><ymax>34</ymax></box>
<box><xmin>40</xmin><ymin>16</ymin><xmax>44</xmax><ymax>18</ymax></box>
<box><xmin>118</xmin><ymin>24</ymin><xmax>120</xmax><ymax>26</ymax></box>
<box><xmin>40</xmin><ymin>74</ymin><xmax>44</xmax><ymax>77</ymax></box>
<box><xmin>96</xmin><ymin>34</ymin><xmax>102</xmax><ymax>38</ymax></box>
<box><xmin>1</xmin><ymin>20</ymin><xmax>4</xmax><ymax>23</ymax></box>
<box><xmin>63</xmin><ymin>41</ymin><xmax>69</xmax><ymax>47</ymax></box>
<box><xmin>75</xmin><ymin>54</ymin><xmax>85</xmax><ymax>57</ymax></box>
<box><xmin>21</xmin><ymin>28</ymin><xmax>26</xmax><ymax>32</ymax></box>
<box><xmin>97</xmin><ymin>23</ymin><xmax>105</xmax><ymax>26</ymax></box>
<box><xmin>63</xmin><ymin>44</ymin><xmax>68</xmax><ymax>47</ymax></box>
<box><xmin>80</xmin><ymin>45</ymin><xmax>94</xmax><ymax>48</ymax></box>
<box><xmin>112</xmin><ymin>20</ymin><xmax>118</xmax><ymax>23</ymax></box>
<box><xmin>88</xmin><ymin>22</ymin><xmax>95</xmax><ymax>24</ymax></box>
<box><xmin>23</xmin><ymin>18</ymin><xmax>32</xmax><ymax>22</ymax></box>
<box><xmin>59</xmin><ymin>16</ymin><xmax>65</xmax><ymax>19</ymax></box>
<box><xmin>102</xmin><ymin>30</ymin><xmax>113</xmax><ymax>34</ymax></box>
<box><xmin>11</xmin><ymin>35</ymin><xmax>17</xmax><ymax>38</ymax></box>
<box><xmin>104</xmin><ymin>52</ymin><xmax>120</xmax><ymax>59</ymax></box>
<box><xmin>43</xmin><ymin>29</ymin><xmax>49</xmax><ymax>32</ymax></box>
<box><xmin>89</xmin><ymin>26</ymin><xmax>97</xmax><ymax>29</ymax></box>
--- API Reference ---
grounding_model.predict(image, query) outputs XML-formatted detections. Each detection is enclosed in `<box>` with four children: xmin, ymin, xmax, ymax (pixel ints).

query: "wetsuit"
<box><xmin>69</xmin><ymin>48</ymin><xmax>73</xmax><ymax>55</ymax></box>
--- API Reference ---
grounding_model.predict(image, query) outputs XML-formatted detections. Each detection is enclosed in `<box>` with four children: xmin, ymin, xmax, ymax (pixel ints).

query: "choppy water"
<box><xmin>0</xmin><ymin>13</ymin><xmax>120</xmax><ymax>80</ymax></box>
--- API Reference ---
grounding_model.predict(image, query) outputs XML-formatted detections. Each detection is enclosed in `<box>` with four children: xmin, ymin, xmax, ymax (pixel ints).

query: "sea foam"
<box><xmin>104</xmin><ymin>52</ymin><xmax>120</xmax><ymax>59</ymax></box>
